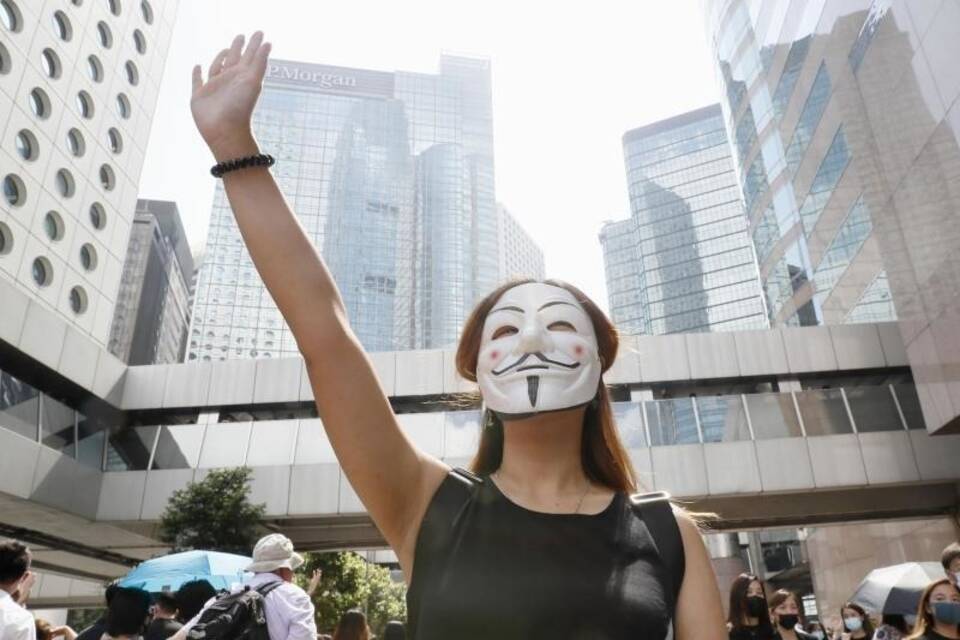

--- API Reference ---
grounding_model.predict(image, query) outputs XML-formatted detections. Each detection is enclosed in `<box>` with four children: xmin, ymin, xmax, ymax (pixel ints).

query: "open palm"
<box><xmin>191</xmin><ymin>32</ymin><xmax>271</xmax><ymax>153</ymax></box>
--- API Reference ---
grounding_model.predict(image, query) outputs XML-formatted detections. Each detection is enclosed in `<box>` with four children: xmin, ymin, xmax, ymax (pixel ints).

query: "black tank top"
<box><xmin>406</xmin><ymin>469</ymin><xmax>681</xmax><ymax>639</ymax></box>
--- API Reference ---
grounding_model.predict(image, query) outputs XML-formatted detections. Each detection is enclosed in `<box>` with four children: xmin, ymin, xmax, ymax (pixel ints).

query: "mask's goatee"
<box><xmin>527</xmin><ymin>375</ymin><xmax>540</xmax><ymax>407</ymax></box>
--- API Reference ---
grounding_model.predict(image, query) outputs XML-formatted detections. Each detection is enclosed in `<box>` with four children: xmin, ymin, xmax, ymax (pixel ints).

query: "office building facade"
<box><xmin>108</xmin><ymin>199</ymin><xmax>193</xmax><ymax>365</ymax></box>
<box><xmin>705</xmin><ymin>0</ymin><xmax>960</xmax><ymax>433</ymax></box>
<box><xmin>600</xmin><ymin>105</ymin><xmax>767</xmax><ymax>335</ymax></box>
<box><xmin>496</xmin><ymin>203</ymin><xmax>545</xmax><ymax>282</ymax></box>
<box><xmin>0</xmin><ymin>0</ymin><xmax>177</xmax><ymax>347</ymax></box>
<box><xmin>188</xmin><ymin>55</ymin><xmax>501</xmax><ymax>359</ymax></box>
<box><xmin>705</xmin><ymin>1</ymin><xmax>895</xmax><ymax>329</ymax></box>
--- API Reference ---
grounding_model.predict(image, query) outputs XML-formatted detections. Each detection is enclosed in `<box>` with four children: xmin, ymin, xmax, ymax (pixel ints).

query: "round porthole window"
<box><xmin>15</xmin><ymin>129</ymin><xmax>38</xmax><ymax>161</ymax></box>
<box><xmin>69</xmin><ymin>286</ymin><xmax>88</xmax><ymax>314</ymax></box>
<box><xmin>3</xmin><ymin>174</ymin><xmax>25</xmax><ymax>206</ymax></box>
<box><xmin>43</xmin><ymin>211</ymin><xmax>64</xmax><ymax>241</ymax></box>
<box><xmin>89</xmin><ymin>202</ymin><xmax>107</xmax><ymax>230</ymax></box>
<box><xmin>32</xmin><ymin>256</ymin><xmax>53</xmax><ymax>287</ymax></box>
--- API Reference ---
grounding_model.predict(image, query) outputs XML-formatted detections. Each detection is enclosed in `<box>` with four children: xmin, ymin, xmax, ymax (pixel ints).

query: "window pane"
<box><xmin>612</xmin><ymin>402</ymin><xmax>647</xmax><ymax>448</ymax></box>
<box><xmin>698</xmin><ymin>396</ymin><xmax>750</xmax><ymax>442</ymax></box>
<box><xmin>152</xmin><ymin>424</ymin><xmax>205</xmax><ymax>469</ymax></box>
<box><xmin>745</xmin><ymin>393</ymin><xmax>802</xmax><ymax>439</ymax></box>
<box><xmin>77</xmin><ymin>415</ymin><xmax>106</xmax><ymax>469</ymax></box>
<box><xmin>845</xmin><ymin>386</ymin><xmax>904</xmax><ymax>432</ymax></box>
<box><xmin>795</xmin><ymin>389</ymin><xmax>852</xmax><ymax>436</ymax></box>
<box><xmin>0</xmin><ymin>370</ymin><xmax>39</xmax><ymax>440</ymax></box>
<box><xmin>106</xmin><ymin>426</ymin><xmax>157</xmax><ymax>471</ymax></box>
<box><xmin>892</xmin><ymin>383</ymin><xmax>925</xmax><ymax>430</ymax></box>
<box><xmin>41</xmin><ymin>395</ymin><xmax>75</xmax><ymax>456</ymax></box>
<box><xmin>645</xmin><ymin>398</ymin><xmax>699</xmax><ymax>446</ymax></box>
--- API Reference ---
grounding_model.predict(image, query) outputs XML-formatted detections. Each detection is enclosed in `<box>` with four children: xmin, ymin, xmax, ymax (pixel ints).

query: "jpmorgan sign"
<box><xmin>266</xmin><ymin>59</ymin><xmax>394</xmax><ymax>98</ymax></box>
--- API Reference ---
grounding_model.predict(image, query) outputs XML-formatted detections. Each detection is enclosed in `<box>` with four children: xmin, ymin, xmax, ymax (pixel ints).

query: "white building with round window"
<box><xmin>0</xmin><ymin>0</ymin><xmax>177</xmax><ymax>346</ymax></box>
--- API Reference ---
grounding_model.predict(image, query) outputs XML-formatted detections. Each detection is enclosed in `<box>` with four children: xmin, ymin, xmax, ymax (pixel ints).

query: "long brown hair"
<box><xmin>906</xmin><ymin>578</ymin><xmax>959</xmax><ymax>640</ymax></box>
<box><xmin>333</xmin><ymin>609</ymin><xmax>370</xmax><ymax>640</ymax></box>
<box><xmin>455</xmin><ymin>278</ymin><xmax>637</xmax><ymax>493</ymax></box>
<box><xmin>727</xmin><ymin>573</ymin><xmax>773</xmax><ymax>632</ymax></box>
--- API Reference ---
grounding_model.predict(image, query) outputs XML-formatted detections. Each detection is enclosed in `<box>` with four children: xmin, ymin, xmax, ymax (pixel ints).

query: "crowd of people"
<box><xmin>3</xmin><ymin>531</ymin><xmax>959</xmax><ymax>640</ymax></box>
<box><xmin>725</xmin><ymin>542</ymin><xmax>960</xmax><ymax>640</ymax></box>
<box><xmin>2</xmin><ymin>529</ymin><xmax>959</xmax><ymax>639</ymax></box>
<box><xmin>0</xmin><ymin>536</ymin><xmax>404</xmax><ymax>640</ymax></box>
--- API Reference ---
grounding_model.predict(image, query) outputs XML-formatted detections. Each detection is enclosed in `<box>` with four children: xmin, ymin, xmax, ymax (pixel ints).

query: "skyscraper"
<box><xmin>704</xmin><ymin>0</ymin><xmax>897</xmax><ymax>329</ymax></box>
<box><xmin>108</xmin><ymin>199</ymin><xmax>193</xmax><ymax>365</ymax></box>
<box><xmin>496</xmin><ymin>203</ymin><xmax>545</xmax><ymax>282</ymax></box>
<box><xmin>188</xmin><ymin>55</ymin><xmax>500</xmax><ymax>359</ymax></box>
<box><xmin>600</xmin><ymin>104</ymin><xmax>767</xmax><ymax>335</ymax></box>
<box><xmin>704</xmin><ymin>0</ymin><xmax>960</xmax><ymax>432</ymax></box>
<box><xmin>0</xmin><ymin>0</ymin><xmax>177</xmax><ymax>347</ymax></box>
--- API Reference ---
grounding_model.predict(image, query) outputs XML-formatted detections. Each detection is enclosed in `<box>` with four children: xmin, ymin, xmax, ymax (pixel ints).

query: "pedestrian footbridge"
<box><xmin>1</xmin><ymin>313</ymin><xmax>959</xmax><ymax>586</ymax></box>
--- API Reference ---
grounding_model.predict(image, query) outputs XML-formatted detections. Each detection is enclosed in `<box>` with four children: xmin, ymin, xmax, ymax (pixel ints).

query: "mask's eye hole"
<box><xmin>547</xmin><ymin>321</ymin><xmax>575</xmax><ymax>332</ymax></box>
<box><xmin>492</xmin><ymin>326</ymin><xmax>518</xmax><ymax>340</ymax></box>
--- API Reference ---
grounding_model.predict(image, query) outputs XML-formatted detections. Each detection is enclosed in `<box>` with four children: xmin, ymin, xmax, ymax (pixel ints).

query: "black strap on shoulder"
<box><xmin>407</xmin><ymin>467</ymin><xmax>482</xmax><ymax>638</ymax></box>
<box><xmin>629</xmin><ymin>491</ymin><xmax>685</xmax><ymax>613</ymax></box>
<box><xmin>429</xmin><ymin>467</ymin><xmax>483</xmax><ymax>525</ymax></box>
<box><xmin>254</xmin><ymin>580</ymin><xmax>283</xmax><ymax>597</ymax></box>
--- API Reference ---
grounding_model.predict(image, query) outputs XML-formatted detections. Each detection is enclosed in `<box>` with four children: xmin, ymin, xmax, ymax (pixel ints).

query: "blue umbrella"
<box><xmin>118</xmin><ymin>550</ymin><xmax>252</xmax><ymax>592</ymax></box>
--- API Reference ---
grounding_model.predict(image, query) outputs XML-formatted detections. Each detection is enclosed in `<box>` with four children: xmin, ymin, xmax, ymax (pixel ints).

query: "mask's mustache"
<box><xmin>491</xmin><ymin>351</ymin><xmax>581</xmax><ymax>376</ymax></box>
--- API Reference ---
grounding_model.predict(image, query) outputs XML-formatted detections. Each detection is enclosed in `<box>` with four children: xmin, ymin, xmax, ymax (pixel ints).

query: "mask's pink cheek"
<box><xmin>574</xmin><ymin>345</ymin><xmax>584</xmax><ymax>357</ymax></box>
<box><xmin>490</xmin><ymin>350</ymin><xmax>499</xmax><ymax>360</ymax></box>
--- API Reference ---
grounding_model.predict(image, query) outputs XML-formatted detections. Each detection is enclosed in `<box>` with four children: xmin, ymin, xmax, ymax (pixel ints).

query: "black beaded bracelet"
<box><xmin>210</xmin><ymin>153</ymin><xmax>275</xmax><ymax>178</ymax></box>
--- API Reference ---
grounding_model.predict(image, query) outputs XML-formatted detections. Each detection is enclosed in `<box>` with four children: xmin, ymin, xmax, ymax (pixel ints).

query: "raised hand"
<box><xmin>306</xmin><ymin>568</ymin><xmax>322</xmax><ymax>596</ymax></box>
<box><xmin>191</xmin><ymin>32</ymin><xmax>271</xmax><ymax>161</ymax></box>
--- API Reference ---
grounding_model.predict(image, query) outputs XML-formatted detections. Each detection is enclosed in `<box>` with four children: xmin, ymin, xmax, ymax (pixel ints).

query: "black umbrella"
<box><xmin>850</xmin><ymin>562</ymin><xmax>944</xmax><ymax>615</ymax></box>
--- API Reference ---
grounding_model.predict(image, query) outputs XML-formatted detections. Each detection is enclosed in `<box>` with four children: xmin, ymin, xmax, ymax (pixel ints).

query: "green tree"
<box><xmin>159</xmin><ymin>467</ymin><xmax>266</xmax><ymax>554</ymax></box>
<box><xmin>297</xmin><ymin>551</ymin><xmax>406</xmax><ymax>635</ymax></box>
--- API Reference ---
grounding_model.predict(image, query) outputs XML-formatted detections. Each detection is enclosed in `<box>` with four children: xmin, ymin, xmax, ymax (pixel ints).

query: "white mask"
<box><xmin>477</xmin><ymin>282</ymin><xmax>602</xmax><ymax>418</ymax></box>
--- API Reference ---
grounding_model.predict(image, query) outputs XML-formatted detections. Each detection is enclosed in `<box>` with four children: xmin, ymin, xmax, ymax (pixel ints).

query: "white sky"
<box><xmin>138</xmin><ymin>0</ymin><xmax>721</xmax><ymax>309</ymax></box>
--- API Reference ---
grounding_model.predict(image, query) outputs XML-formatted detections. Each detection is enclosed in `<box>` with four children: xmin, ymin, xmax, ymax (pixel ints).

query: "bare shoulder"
<box><xmin>671</xmin><ymin>505</ymin><xmax>704</xmax><ymax>541</ymax></box>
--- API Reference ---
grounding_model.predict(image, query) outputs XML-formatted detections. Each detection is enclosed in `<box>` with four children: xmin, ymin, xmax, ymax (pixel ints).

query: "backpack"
<box><xmin>186</xmin><ymin>581</ymin><xmax>282</xmax><ymax>640</ymax></box>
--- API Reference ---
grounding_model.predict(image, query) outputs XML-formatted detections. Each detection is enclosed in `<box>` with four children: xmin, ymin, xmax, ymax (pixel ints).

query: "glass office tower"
<box><xmin>704</xmin><ymin>1</ymin><xmax>900</xmax><ymax>329</ymax></box>
<box><xmin>188</xmin><ymin>55</ymin><xmax>499</xmax><ymax>359</ymax></box>
<box><xmin>109</xmin><ymin>200</ymin><xmax>193</xmax><ymax>365</ymax></box>
<box><xmin>600</xmin><ymin>104</ymin><xmax>767</xmax><ymax>335</ymax></box>
<box><xmin>704</xmin><ymin>1</ymin><xmax>960</xmax><ymax>432</ymax></box>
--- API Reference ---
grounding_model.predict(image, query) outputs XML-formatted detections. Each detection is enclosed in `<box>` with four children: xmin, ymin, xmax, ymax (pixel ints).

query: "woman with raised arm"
<box><xmin>190</xmin><ymin>32</ymin><xmax>726</xmax><ymax>640</ymax></box>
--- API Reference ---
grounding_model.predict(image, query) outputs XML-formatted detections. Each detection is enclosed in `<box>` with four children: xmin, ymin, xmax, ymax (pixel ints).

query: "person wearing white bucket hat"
<box><xmin>174</xmin><ymin>534</ymin><xmax>316</xmax><ymax>640</ymax></box>
<box><xmin>245</xmin><ymin>534</ymin><xmax>305</xmax><ymax>574</ymax></box>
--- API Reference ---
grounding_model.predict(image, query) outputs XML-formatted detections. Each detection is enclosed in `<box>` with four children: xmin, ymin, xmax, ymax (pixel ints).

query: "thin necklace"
<box><xmin>494</xmin><ymin>471</ymin><xmax>592</xmax><ymax>514</ymax></box>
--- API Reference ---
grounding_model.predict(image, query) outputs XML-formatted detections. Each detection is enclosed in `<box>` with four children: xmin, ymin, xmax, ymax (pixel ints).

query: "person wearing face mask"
<box><xmin>833</xmin><ymin>603</ymin><xmax>875</xmax><ymax>640</ymax></box>
<box><xmin>942</xmin><ymin>543</ymin><xmax>960</xmax><ymax>589</ymax></box>
<box><xmin>768</xmin><ymin>589</ymin><xmax>816</xmax><ymax>640</ymax></box>
<box><xmin>727</xmin><ymin>574</ymin><xmax>776</xmax><ymax>640</ymax></box>
<box><xmin>186</xmin><ymin>30</ymin><xmax>727</xmax><ymax>640</ymax></box>
<box><xmin>904</xmin><ymin>578</ymin><xmax>960</xmax><ymax>640</ymax></box>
